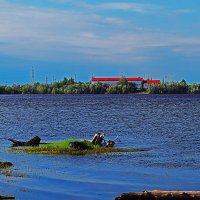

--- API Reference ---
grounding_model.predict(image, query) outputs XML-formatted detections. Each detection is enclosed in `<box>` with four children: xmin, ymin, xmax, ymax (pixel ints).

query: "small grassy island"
<box><xmin>0</xmin><ymin>161</ymin><xmax>15</xmax><ymax>199</ymax></box>
<box><xmin>13</xmin><ymin>139</ymin><xmax>142</xmax><ymax>156</ymax></box>
<box><xmin>115</xmin><ymin>190</ymin><xmax>200</xmax><ymax>200</ymax></box>
<box><xmin>0</xmin><ymin>161</ymin><xmax>13</xmax><ymax>169</ymax></box>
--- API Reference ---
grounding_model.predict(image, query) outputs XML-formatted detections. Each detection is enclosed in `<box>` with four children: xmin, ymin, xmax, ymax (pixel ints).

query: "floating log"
<box><xmin>115</xmin><ymin>190</ymin><xmax>200</xmax><ymax>200</ymax></box>
<box><xmin>8</xmin><ymin>136</ymin><xmax>41</xmax><ymax>147</ymax></box>
<box><xmin>0</xmin><ymin>196</ymin><xmax>15</xmax><ymax>199</ymax></box>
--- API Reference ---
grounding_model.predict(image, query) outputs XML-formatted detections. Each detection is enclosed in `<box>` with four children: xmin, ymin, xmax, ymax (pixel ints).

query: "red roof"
<box><xmin>92</xmin><ymin>77</ymin><xmax>144</xmax><ymax>81</ymax></box>
<box><xmin>145</xmin><ymin>80</ymin><xmax>161</xmax><ymax>84</ymax></box>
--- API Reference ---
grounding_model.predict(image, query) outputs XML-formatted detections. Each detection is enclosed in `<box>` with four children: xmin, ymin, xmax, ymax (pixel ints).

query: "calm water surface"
<box><xmin>0</xmin><ymin>94</ymin><xmax>200</xmax><ymax>199</ymax></box>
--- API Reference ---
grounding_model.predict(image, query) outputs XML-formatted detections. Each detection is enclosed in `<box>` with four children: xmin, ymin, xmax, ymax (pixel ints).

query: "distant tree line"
<box><xmin>0</xmin><ymin>77</ymin><xmax>137</xmax><ymax>94</ymax></box>
<box><xmin>148</xmin><ymin>80</ymin><xmax>200</xmax><ymax>94</ymax></box>
<box><xmin>0</xmin><ymin>78</ymin><xmax>199</xmax><ymax>94</ymax></box>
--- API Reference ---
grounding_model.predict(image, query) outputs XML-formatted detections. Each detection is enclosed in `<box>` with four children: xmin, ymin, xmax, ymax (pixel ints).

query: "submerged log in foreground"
<box><xmin>0</xmin><ymin>195</ymin><xmax>15</xmax><ymax>199</ymax></box>
<box><xmin>115</xmin><ymin>190</ymin><xmax>200</xmax><ymax>200</ymax></box>
<box><xmin>8</xmin><ymin>136</ymin><xmax>41</xmax><ymax>147</ymax></box>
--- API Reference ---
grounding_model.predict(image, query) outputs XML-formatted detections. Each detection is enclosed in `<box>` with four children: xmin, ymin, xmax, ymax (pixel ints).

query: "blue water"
<box><xmin>0</xmin><ymin>94</ymin><xmax>200</xmax><ymax>199</ymax></box>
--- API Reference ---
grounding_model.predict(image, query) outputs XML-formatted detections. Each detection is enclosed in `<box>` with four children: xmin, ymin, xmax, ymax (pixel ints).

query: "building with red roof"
<box><xmin>144</xmin><ymin>80</ymin><xmax>161</xmax><ymax>85</ymax></box>
<box><xmin>91</xmin><ymin>76</ymin><xmax>160</xmax><ymax>90</ymax></box>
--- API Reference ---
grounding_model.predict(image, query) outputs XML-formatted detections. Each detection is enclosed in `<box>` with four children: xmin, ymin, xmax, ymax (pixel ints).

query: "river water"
<box><xmin>0</xmin><ymin>94</ymin><xmax>200</xmax><ymax>199</ymax></box>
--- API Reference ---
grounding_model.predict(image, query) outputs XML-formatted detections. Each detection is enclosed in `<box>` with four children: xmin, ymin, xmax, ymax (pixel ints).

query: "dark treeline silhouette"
<box><xmin>148</xmin><ymin>80</ymin><xmax>200</xmax><ymax>94</ymax></box>
<box><xmin>0</xmin><ymin>78</ymin><xmax>199</xmax><ymax>94</ymax></box>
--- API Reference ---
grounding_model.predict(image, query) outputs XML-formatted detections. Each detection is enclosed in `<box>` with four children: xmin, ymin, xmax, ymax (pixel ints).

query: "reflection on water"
<box><xmin>0</xmin><ymin>94</ymin><xmax>200</xmax><ymax>199</ymax></box>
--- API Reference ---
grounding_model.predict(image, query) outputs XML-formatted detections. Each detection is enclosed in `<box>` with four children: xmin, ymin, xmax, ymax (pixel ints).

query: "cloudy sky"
<box><xmin>0</xmin><ymin>0</ymin><xmax>199</xmax><ymax>84</ymax></box>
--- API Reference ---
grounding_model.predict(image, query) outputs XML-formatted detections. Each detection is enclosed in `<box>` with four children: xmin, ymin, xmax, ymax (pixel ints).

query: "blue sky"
<box><xmin>0</xmin><ymin>0</ymin><xmax>200</xmax><ymax>84</ymax></box>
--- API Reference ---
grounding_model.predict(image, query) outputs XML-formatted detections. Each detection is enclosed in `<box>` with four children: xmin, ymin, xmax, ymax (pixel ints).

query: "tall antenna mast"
<box><xmin>120</xmin><ymin>72</ymin><xmax>125</xmax><ymax>78</ymax></box>
<box><xmin>32</xmin><ymin>67</ymin><xmax>35</xmax><ymax>84</ymax></box>
<box><xmin>52</xmin><ymin>75</ymin><xmax>56</xmax><ymax>83</ymax></box>
<box><xmin>46</xmin><ymin>75</ymin><xmax>48</xmax><ymax>85</ymax></box>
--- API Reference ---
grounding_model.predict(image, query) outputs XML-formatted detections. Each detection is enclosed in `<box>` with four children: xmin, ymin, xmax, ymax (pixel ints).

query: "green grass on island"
<box><xmin>20</xmin><ymin>139</ymin><xmax>143</xmax><ymax>155</ymax></box>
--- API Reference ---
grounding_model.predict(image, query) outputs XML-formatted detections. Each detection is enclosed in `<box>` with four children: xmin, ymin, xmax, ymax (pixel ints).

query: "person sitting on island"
<box><xmin>92</xmin><ymin>133</ymin><xmax>105</xmax><ymax>146</ymax></box>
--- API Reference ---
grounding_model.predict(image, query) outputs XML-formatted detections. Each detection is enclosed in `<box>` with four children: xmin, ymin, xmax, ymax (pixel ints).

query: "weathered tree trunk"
<box><xmin>115</xmin><ymin>190</ymin><xmax>200</xmax><ymax>200</ymax></box>
<box><xmin>8</xmin><ymin>136</ymin><xmax>41</xmax><ymax>147</ymax></box>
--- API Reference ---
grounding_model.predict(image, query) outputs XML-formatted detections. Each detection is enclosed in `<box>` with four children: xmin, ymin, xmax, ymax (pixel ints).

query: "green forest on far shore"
<box><xmin>0</xmin><ymin>77</ymin><xmax>199</xmax><ymax>94</ymax></box>
<box><xmin>148</xmin><ymin>80</ymin><xmax>200</xmax><ymax>94</ymax></box>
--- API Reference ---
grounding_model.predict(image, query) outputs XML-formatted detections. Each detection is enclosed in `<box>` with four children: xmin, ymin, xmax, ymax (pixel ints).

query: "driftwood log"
<box><xmin>115</xmin><ymin>190</ymin><xmax>200</xmax><ymax>200</ymax></box>
<box><xmin>8</xmin><ymin>136</ymin><xmax>41</xmax><ymax>147</ymax></box>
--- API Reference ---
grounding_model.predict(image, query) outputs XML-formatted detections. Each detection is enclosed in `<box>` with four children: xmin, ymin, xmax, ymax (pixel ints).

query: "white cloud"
<box><xmin>0</xmin><ymin>1</ymin><xmax>199</xmax><ymax>64</ymax></box>
<box><xmin>52</xmin><ymin>1</ymin><xmax>195</xmax><ymax>16</ymax></box>
<box><xmin>98</xmin><ymin>3</ymin><xmax>162</xmax><ymax>14</ymax></box>
<box><xmin>52</xmin><ymin>0</ymin><xmax>163</xmax><ymax>14</ymax></box>
<box><xmin>171</xmin><ymin>9</ymin><xmax>195</xmax><ymax>15</ymax></box>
